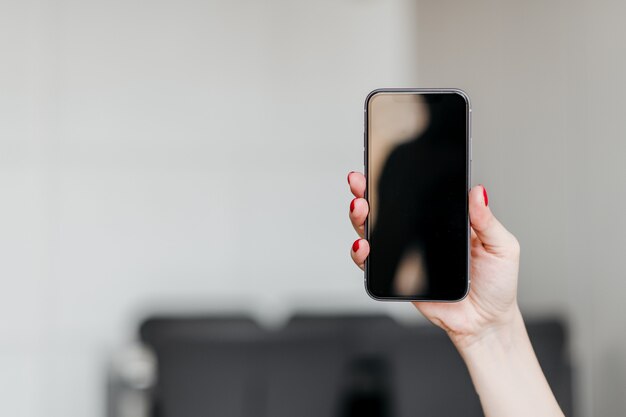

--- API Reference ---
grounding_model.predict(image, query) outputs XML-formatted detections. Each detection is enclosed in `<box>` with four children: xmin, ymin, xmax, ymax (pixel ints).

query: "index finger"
<box><xmin>347</xmin><ymin>171</ymin><xmax>366</xmax><ymax>198</ymax></box>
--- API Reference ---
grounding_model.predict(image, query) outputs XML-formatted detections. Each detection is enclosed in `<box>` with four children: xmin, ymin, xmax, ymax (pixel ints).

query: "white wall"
<box><xmin>414</xmin><ymin>1</ymin><xmax>626</xmax><ymax>416</ymax></box>
<box><xmin>0</xmin><ymin>0</ymin><xmax>421</xmax><ymax>416</ymax></box>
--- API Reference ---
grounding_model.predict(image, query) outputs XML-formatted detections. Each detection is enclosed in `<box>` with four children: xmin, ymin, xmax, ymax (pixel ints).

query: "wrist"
<box><xmin>449</xmin><ymin>304</ymin><xmax>525</xmax><ymax>354</ymax></box>
<box><xmin>448</xmin><ymin>306</ymin><xmax>565</xmax><ymax>417</ymax></box>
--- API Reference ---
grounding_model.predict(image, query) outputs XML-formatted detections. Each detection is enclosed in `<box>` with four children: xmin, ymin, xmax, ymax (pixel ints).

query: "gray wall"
<box><xmin>0</xmin><ymin>0</ymin><xmax>420</xmax><ymax>416</ymax></box>
<box><xmin>415</xmin><ymin>0</ymin><xmax>626</xmax><ymax>415</ymax></box>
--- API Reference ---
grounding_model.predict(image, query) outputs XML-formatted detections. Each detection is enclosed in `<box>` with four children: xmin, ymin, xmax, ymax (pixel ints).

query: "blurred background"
<box><xmin>1</xmin><ymin>0</ymin><xmax>625</xmax><ymax>416</ymax></box>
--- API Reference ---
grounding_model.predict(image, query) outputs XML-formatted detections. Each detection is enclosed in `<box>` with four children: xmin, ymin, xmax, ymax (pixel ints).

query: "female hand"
<box><xmin>347</xmin><ymin>171</ymin><xmax>521</xmax><ymax>349</ymax></box>
<box><xmin>348</xmin><ymin>172</ymin><xmax>564</xmax><ymax>417</ymax></box>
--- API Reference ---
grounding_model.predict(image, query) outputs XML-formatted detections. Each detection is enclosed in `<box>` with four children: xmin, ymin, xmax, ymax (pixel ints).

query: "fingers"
<box><xmin>469</xmin><ymin>185</ymin><xmax>520</xmax><ymax>257</ymax></box>
<box><xmin>350</xmin><ymin>238</ymin><xmax>370</xmax><ymax>271</ymax></box>
<box><xmin>348</xmin><ymin>172</ymin><xmax>369</xmax><ymax>270</ymax></box>
<box><xmin>347</xmin><ymin>171</ymin><xmax>365</xmax><ymax>198</ymax></box>
<box><xmin>347</xmin><ymin>171</ymin><xmax>368</xmax><ymax>237</ymax></box>
<box><xmin>349</xmin><ymin>197</ymin><xmax>368</xmax><ymax>238</ymax></box>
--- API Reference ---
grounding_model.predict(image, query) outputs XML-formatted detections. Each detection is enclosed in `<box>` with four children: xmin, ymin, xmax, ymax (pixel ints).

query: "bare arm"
<box><xmin>453</xmin><ymin>307</ymin><xmax>564</xmax><ymax>417</ymax></box>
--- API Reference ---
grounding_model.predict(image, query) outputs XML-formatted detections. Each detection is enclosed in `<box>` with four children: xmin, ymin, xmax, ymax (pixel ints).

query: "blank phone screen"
<box><xmin>365</xmin><ymin>90</ymin><xmax>470</xmax><ymax>301</ymax></box>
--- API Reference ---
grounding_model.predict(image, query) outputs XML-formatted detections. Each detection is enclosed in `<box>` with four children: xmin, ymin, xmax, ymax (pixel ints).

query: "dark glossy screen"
<box><xmin>365</xmin><ymin>91</ymin><xmax>469</xmax><ymax>301</ymax></box>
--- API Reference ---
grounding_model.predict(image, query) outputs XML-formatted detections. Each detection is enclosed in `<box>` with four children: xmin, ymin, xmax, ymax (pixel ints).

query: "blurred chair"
<box><xmin>108</xmin><ymin>314</ymin><xmax>573</xmax><ymax>417</ymax></box>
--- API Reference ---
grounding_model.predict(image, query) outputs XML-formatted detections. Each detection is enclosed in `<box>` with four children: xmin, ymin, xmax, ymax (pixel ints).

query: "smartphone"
<box><xmin>364</xmin><ymin>88</ymin><xmax>471</xmax><ymax>301</ymax></box>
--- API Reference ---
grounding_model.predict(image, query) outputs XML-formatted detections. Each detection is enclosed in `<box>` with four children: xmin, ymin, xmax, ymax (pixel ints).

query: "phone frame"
<box><xmin>363</xmin><ymin>88</ymin><xmax>472</xmax><ymax>302</ymax></box>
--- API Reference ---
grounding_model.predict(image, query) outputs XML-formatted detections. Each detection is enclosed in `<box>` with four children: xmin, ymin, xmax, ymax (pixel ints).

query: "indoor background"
<box><xmin>1</xmin><ymin>0</ymin><xmax>625</xmax><ymax>416</ymax></box>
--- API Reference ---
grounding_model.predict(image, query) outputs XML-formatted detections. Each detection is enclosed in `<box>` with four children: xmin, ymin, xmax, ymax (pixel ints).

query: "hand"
<box><xmin>347</xmin><ymin>171</ymin><xmax>521</xmax><ymax>349</ymax></box>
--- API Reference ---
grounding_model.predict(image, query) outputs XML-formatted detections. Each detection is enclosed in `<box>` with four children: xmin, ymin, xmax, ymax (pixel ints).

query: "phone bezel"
<box><xmin>363</xmin><ymin>88</ymin><xmax>472</xmax><ymax>302</ymax></box>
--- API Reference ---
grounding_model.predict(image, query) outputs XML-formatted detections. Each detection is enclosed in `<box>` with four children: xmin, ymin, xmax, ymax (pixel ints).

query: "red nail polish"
<box><xmin>347</xmin><ymin>171</ymin><xmax>354</xmax><ymax>184</ymax></box>
<box><xmin>352</xmin><ymin>239</ymin><xmax>360</xmax><ymax>252</ymax></box>
<box><xmin>350</xmin><ymin>198</ymin><xmax>356</xmax><ymax>212</ymax></box>
<box><xmin>482</xmin><ymin>185</ymin><xmax>489</xmax><ymax>206</ymax></box>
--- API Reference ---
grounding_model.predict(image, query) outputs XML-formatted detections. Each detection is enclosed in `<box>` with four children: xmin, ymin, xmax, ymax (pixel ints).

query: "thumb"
<box><xmin>469</xmin><ymin>185</ymin><xmax>519</xmax><ymax>257</ymax></box>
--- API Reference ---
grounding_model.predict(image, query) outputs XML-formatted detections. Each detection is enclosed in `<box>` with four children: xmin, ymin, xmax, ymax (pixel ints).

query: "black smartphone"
<box><xmin>364</xmin><ymin>88</ymin><xmax>471</xmax><ymax>301</ymax></box>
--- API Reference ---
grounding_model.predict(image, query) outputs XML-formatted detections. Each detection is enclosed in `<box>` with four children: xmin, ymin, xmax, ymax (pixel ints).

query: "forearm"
<box><xmin>452</xmin><ymin>307</ymin><xmax>565</xmax><ymax>417</ymax></box>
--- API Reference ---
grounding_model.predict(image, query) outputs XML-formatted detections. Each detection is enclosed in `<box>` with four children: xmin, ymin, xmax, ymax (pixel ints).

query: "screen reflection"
<box><xmin>366</xmin><ymin>91</ymin><xmax>469</xmax><ymax>300</ymax></box>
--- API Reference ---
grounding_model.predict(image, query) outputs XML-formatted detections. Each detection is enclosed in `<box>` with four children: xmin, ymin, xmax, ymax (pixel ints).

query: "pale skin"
<box><xmin>347</xmin><ymin>171</ymin><xmax>565</xmax><ymax>417</ymax></box>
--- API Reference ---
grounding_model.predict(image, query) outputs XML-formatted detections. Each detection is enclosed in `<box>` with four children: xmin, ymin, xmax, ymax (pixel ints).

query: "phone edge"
<box><xmin>362</xmin><ymin>88</ymin><xmax>472</xmax><ymax>303</ymax></box>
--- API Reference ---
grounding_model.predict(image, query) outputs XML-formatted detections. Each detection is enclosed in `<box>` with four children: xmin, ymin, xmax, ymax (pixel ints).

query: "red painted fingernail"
<box><xmin>352</xmin><ymin>239</ymin><xmax>360</xmax><ymax>252</ymax></box>
<box><xmin>347</xmin><ymin>171</ymin><xmax>355</xmax><ymax>184</ymax></box>
<box><xmin>350</xmin><ymin>198</ymin><xmax>357</xmax><ymax>212</ymax></box>
<box><xmin>482</xmin><ymin>185</ymin><xmax>489</xmax><ymax>206</ymax></box>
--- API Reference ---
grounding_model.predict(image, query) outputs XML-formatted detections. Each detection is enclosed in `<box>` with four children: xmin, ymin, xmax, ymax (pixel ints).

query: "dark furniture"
<box><xmin>137</xmin><ymin>314</ymin><xmax>573</xmax><ymax>417</ymax></box>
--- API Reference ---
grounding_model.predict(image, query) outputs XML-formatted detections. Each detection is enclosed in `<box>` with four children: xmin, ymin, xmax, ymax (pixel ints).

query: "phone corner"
<box><xmin>363</xmin><ymin>278</ymin><xmax>387</xmax><ymax>302</ymax></box>
<box><xmin>452</xmin><ymin>280</ymin><xmax>471</xmax><ymax>303</ymax></box>
<box><xmin>450</xmin><ymin>88</ymin><xmax>472</xmax><ymax>110</ymax></box>
<box><xmin>364</xmin><ymin>89</ymin><xmax>386</xmax><ymax>110</ymax></box>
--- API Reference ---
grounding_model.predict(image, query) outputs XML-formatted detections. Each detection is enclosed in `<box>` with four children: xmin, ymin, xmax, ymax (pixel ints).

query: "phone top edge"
<box><xmin>364</xmin><ymin>88</ymin><xmax>471</xmax><ymax>112</ymax></box>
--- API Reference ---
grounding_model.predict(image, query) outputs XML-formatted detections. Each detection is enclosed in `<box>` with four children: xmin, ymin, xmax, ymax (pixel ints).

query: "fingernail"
<box><xmin>347</xmin><ymin>171</ymin><xmax>355</xmax><ymax>184</ymax></box>
<box><xmin>352</xmin><ymin>239</ymin><xmax>360</xmax><ymax>252</ymax></box>
<box><xmin>482</xmin><ymin>185</ymin><xmax>489</xmax><ymax>206</ymax></box>
<box><xmin>350</xmin><ymin>198</ymin><xmax>357</xmax><ymax>212</ymax></box>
